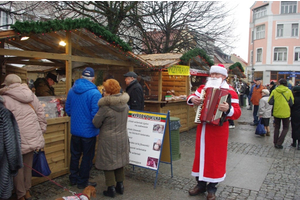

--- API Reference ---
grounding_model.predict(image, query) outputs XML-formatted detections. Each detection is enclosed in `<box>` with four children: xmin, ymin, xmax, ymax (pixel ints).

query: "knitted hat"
<box><xmin>262</xmin><ymin>89</ymin><xmax>269</xmax><ymax>95</ymax></box>
<box><xmin>1</xmin><ymin>74</ymin><xmax>22</xmax><ymax>86</ymax></box>
<box><xmin>210</xmin><ymin>64</ymin><xmax>228</xmax><ymax>77</ymax></box>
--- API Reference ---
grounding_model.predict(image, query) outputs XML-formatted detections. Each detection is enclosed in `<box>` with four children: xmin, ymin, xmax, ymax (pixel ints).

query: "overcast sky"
<box><xmin>229</xmin><ymin>1</ymin><xmax>254</xmax><ymax>63</ymax></box>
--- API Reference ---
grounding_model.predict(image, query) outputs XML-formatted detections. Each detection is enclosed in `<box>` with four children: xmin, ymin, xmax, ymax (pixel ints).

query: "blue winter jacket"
<box><xmin>65</xmin><ymin>78</ymin><xmax>102</xmax><ymax>138</ymax></box>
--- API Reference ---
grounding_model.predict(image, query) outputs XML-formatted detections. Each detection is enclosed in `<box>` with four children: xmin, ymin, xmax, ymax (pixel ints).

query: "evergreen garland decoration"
<box><xmin>11</xmin><ymin>18</ymin><xmax>132</xmax><ymax>52</ymax></box>
<box><xmin>180</xmin><ymin>48</ymin><xmax>214</xmax><ymax>66</ymax></box>
<box><xmin>229</xmin><ymin>62</ymin><xmax>244</xmax><ymax>72</ymax></box>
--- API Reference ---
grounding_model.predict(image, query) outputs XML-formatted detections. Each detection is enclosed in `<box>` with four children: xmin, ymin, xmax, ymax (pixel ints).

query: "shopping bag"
<box><xmin>32</xmin><ymin>150</ymin><xmax>51</xmax><ymax>177</ymax></box>
<box><xmin>255</xmin><ymin>119</ymin><xmax>266</xmax><ymax>135</ymax></box>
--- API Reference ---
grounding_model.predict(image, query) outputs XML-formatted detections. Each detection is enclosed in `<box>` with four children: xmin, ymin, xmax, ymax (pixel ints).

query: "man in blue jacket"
<box><xmin>65</xmin><ymin>67</ymin><xmax>102</xmax><ymax>189</ymax></box>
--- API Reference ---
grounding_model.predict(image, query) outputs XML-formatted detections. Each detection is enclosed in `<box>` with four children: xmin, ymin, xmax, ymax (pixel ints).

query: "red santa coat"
<box><xmin>187</xmin><ymin>81</ymin><xmax>241</xmax><ymax>183</ymax></box>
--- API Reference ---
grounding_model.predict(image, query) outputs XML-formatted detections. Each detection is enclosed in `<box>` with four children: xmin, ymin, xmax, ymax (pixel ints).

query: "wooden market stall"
<box><xmin>137</xmin><ymin>48</ymin><xmax>213</xmax><ymax>132</ymax></box>
<box><xmin>0</xmin><ymin>18</ymin><xmax>153</xmax><ymax>185</ymax></box>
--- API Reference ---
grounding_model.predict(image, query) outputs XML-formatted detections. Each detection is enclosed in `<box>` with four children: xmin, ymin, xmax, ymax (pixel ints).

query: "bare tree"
<box><xmin>128</xmin><ymin>1</ymin><xmax>237</xmax><ymax>54</ymax></box>
<box><xmin>1</xmin><ymin>1</ymin><xmax>238</xmax><ymax>55</ymax></box>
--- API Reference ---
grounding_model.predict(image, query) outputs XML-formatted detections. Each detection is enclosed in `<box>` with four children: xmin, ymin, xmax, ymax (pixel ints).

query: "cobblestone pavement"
<box><xmin>24</xmin><ymin>107</ymin><xmax>300</xmax><ymax>200</ymax></box>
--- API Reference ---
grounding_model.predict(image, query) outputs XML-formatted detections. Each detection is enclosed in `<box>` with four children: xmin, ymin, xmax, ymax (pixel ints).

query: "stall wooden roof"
<box><xmin>0</xmin><ymin>28</ymin><xmax>152</xmax><ymax>71</ymax></box>
<box><xmin>0</xmin><ymin>19</ymin><xmax>154</xmax><ymax>91</ymax></box>
<box><xmin>138</xmin><ymin>53</ymin><xmax>182</xmax><ymax>68</ymax></box>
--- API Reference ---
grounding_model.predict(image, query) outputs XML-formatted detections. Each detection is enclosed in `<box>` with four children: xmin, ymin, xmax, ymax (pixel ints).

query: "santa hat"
<box><xmin>210</xmin><ymin>64</ymin><xmax>228</xmax><ymax>77</ymax></box>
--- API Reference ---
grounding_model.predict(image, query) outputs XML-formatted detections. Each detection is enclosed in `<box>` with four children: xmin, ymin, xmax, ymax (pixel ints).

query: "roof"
<box><xmin>138</xmin><ymin>53</ymin><xmax>182</xmax><ymax>68</ymax></box>
<box><xmin>0</xmin><ymin>18</ymin><xmax>153</xmax><ymax>71</ymax></box>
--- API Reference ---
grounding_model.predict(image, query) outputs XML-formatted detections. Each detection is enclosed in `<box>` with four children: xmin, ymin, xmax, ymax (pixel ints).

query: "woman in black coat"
<box><xmin>291</xmin><ymin>86</ymin><xmax>300</xmax><ymax>149</ymax></box>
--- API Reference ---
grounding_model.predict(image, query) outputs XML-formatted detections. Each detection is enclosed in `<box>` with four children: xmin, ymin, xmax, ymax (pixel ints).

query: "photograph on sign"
<box><xmin>152</xmin><ymin>138</ymin><xmax>162</xmax><ymax>151</ymax></box>
<box><xmin>127</xmin><ymin>111</ymin><xmax>167</xmax><ymax>170</ymax></box>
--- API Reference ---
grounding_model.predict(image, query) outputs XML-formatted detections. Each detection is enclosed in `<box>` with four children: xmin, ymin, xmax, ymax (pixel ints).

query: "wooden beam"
<box><xmin>5</xmin><ymin>60</ymin><xmax>64</xmax><ymax>67</ymax></box>
<box><xmin>65</xmin><ymin>31</ymin><xmax>72</xmax><ymax>93</ymax></box>
<box><xmin>0</xmin><ymin>48</ymin><xmax>70</xmax><ymax>60</ymax></box>
<box><xmin>0</xmin><ymin>30</ymin><xmax>16</xmax><ymax>39</ymax></box>
<box><xmin>0</xmin><ymin>48</ymin><xmax>132</xmax><ymax>67</ymax></box>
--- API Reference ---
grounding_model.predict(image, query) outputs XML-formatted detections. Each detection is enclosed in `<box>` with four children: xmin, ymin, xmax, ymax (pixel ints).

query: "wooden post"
<box><xmin>65</xmin><ymin>31</ymin><xmax>72</xmax><ymax>94</ymax></box>
<box><xmin>187</xmin><ymin>60</ymin><xmax>190</xmax><ymax>132</ymax></box>
<box><xmin>158</xmin><ymin>70</ymin><xmax>162</xmax><ymax>113</ymax></box>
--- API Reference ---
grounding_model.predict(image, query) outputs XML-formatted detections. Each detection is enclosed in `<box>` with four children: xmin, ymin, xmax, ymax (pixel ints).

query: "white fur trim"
<box><xmin>210</xmin><ymin>65</ymin><xmax>228</xmax><ymax>77</ymax></box>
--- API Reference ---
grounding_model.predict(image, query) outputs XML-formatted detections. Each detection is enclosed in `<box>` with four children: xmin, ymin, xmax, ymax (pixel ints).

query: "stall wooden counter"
<box><xmin>32</xmin><ymin>116</ymin><xmax>70</xmax><ymax>186</ymax></box>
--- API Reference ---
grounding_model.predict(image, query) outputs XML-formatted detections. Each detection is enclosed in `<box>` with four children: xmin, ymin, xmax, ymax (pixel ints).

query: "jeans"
<box><xmin>248</xmin><ymin>95</ymin><xmax>252</xmax><ymax>107</ymax></box>
<box><xmin>69</xmin><ymin>135</ymin><xmax>96</xmax><ymax>187</ymax></box>
<box><xmin>253</xmin><ymin>105</ymin><xmax>259</xmax><ymax>124</ymax></box>
<box><xmin>274</xmin><ymin>117</ymin><xmax>290</xmax><ymax>146</ymax></box>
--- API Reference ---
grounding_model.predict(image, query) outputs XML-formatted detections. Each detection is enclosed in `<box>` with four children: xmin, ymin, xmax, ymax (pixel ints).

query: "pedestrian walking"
<box><xmin>123</xmin><ymin>71</ymin><xmax>144</xmax><ymax>111</ymax></box>
<box><xmin>0</xmin><ymin>74</ymin><xmax>47</xmax><ymax>200</ymax></box>
<box><xmin>186</xmin><ymin>64</ymin><xmax>241</xmax><ymax>200</ymax></box>
<box><xmin>268</xmin><ymin>79</ymin><xmax>294</xmax><ymax>149</ymax></box>
<box><xmin>247</xmin><ymin>80</ymin><xmax>256</xmax><ymax>110</ymax></box>
<box><xmin>258</xmin><ymin>89</ymin><xmax>272</xmax><ymax>136</ymax></box>
<box><xmin>65</xmin><ymin>67</ymin><xmax>102</xmax><ymax>189</ymax></box>
<box><xmin>93</xmin><ymin>79</ymin><xmax>130</xmax><ymax>198</ymax></box>
<box><xmin>291</xmin><ymin>85</ymin><xmax>300</xmax><ymax>149</ymax></box>
<box><xmin>250</xmin><ymin>78</ymin><xmax>264</xmax><ymax>126</ymax></box>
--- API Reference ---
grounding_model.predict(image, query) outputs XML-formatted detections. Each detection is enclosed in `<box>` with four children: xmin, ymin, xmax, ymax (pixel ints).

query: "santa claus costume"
<box><xmin>187</xmin><ymin>64</ymin><xmax>241</xmax><ymax>196</ymax></box>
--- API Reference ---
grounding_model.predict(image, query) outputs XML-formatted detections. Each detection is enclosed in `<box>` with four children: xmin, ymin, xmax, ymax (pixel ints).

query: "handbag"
<box><xmin>255</xmin><ymin>119</ymin><xmax>266</xmax><ymax>135</ymax></box>
<box><xmin>32</xmin><ymin>150</ymin><xmax>51</xmax><ymax>177</ymax></box>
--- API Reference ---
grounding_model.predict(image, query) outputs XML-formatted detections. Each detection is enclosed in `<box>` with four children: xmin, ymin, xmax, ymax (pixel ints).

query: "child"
<box><xmin>258</xmin><ymin>89</ymin><xmax>273</xmax><ymax>136</ymax></box>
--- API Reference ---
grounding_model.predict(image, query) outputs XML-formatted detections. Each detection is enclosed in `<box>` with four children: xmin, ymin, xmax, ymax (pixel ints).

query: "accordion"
<box><xmin>194</xmin><ymin>87</ymin><xmax>231</xmax><ymax>126</ymax></box>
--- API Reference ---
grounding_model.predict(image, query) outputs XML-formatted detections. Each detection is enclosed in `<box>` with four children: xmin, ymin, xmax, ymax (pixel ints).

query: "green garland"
<box><xmin>11</xmin><ymin>18</ymin><xmax>132</xmax><ymax>52</ymax></box>
<box><xmin>180</xmin><ymin>48</ymin><xmax>214</xmax><ymax>66</ymax></box>
<box><xmin>229</xmin><ymin>62</ymin><xmax>244</xmax><ymax>72</ymax></box>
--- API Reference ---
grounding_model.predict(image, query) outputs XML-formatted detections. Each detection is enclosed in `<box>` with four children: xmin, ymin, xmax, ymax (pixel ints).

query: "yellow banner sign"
<box><xmin>167</xmin><ymin>65</ymin><xmax>190</xmax><ymax>76</ymax></box>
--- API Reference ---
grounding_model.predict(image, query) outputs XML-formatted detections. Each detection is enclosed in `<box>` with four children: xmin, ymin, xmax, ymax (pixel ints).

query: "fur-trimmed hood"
<box><xmin>98</xmin><ymin>92</ymin><xmax>129</xmax><ymax>112</ymax></box>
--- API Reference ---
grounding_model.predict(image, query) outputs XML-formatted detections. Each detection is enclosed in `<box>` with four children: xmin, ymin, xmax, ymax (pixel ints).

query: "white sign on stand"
<box><xmin>127</xmin><ymin>110</ymin><xmax>173</xmax><ymax>188</ymax></box>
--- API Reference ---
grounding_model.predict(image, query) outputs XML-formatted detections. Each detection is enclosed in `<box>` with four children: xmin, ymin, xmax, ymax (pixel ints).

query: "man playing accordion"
<box><xmin>186</xmin><ymin>64</ymin><xmax>241</xmax><ymax>200</ymax></box>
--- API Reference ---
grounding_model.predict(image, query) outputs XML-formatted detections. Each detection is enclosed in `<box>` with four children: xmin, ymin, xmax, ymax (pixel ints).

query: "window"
<box><xmin>277</xmin><ymin>24</ymin><xmax>283</xmax><ymax>37</ymax></box>
<box><xmin>274</xmin><ymin>47</ymin><xmax>287</xmax><ymax>61</ymax></box>
<box><xmin>0</xmin><ymin>10</ymin><xmax>9</xmax><ymax>29</ymax></box>
<box><xmin>281</xmin><ymin>1</ymin><xmax>297</xmax><ymax>14</ymax></box>
<box><xmin>251</xmin><ymin>30</ymin><xmax>254</xmax><ymax>42</ymax></box>
<box><xmin>255</xmin><ymin>25</ymin><xmax>265</xmax><ymax>40</ymax></box>
<box><xmin>253</xmin><ymin>6</ymin><xmax>267</xmax><ymax>19</ymax></box>
<box><xmin>257</xmin><ymin>48</ymin><xmax>262</xmax><ymax>62</ymax></box>
<box><xmin>292</xmin><ymin>23</ymin><xmax>299</xmax><ymax>37</ymax></box>
<box><xmin>295</xmin><ymin>47</ymin><xmax>300</xmax><ymax>61</ymax></box>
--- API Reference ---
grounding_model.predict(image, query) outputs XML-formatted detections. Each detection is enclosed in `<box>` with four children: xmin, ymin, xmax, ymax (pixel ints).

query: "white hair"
<box><xmin>82</xmin><ymin>75</ymin><xmax>94</xmax><ymax>81</ymax></box>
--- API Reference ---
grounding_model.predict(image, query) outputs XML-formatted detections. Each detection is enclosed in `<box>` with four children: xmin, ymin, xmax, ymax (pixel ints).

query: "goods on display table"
<box><xmin>38</xmin><ymin>96</ymin><xmax>66</xmax><ymax>119</ymax></box>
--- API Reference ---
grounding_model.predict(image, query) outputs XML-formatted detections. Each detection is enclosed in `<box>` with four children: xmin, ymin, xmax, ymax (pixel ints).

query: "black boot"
<box><xmin>103</xmin><ymin>186</ymin><xmax>116</xmax><ymax>198</ymax></box>
<box><xmin>116</xmin><ymin>182</ymin><xmax>124</xmax><ymax>194</ymax></box>
<box><xmin>291</xmin><ymin>139</ymin><xmax>296</xmax><ymax>147</ymax></box>
<box><xmin>297</xmin><ymin>144</ymin><xmax>300</xmax><ymax>150</ymax></box>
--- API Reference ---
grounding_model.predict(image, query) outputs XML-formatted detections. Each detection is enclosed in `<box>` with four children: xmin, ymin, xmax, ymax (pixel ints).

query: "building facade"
<box><xmin>248</xmin><ymin>1</ymin><xmax>300</xmax><ymax>85</ymax></box>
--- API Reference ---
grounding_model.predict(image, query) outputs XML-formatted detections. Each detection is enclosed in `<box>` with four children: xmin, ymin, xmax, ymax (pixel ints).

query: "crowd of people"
<box><xmin>0</xmin><ymin>67</ymin><xmax>144</xmax><ymax>200</ymax></box>
<box><xmin>245</xmin><ymin>78</ymin><xmax>299</xmax><ymax>150</ymax></box>
<box><xmin>2</xmin><ymin>65</ymin><xmax>300</xmax><ymax>200</ymax></box>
